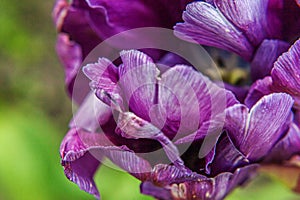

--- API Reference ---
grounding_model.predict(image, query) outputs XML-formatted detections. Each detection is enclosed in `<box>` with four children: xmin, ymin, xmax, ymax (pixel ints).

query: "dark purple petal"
<box><xmin>174</xmin><ymin>2</ymin><xmax>254</xmax><ymax>60</ymax></box>
<box><xmin>214</xmin><ymin>0</ymin><xmax>276</xmax><ymax>46</ymax></box>
<box><xmin>141</xmin><ymin>164</ymin><xmax>258</xmax><ymax>200</ymax></box>
<box><xmin>209</xmin><ymin>134</ymin><xmax>249</xmax><ymax>175</ymax></box>
<box><xmin>157</xmin><ymin>53</ymin><xmax>189</xmax><ymax>73</ymax></box>
<box><xmin>85</xmin><ymin>0</ymin><xmax>192</xmax><ymax>39</ymax></box>
<box><xmin>221</xmin><ymin>82</ymin><xmax>249</xmax><ymax>103</ymax></box>
<box><xmin>62</xmin><ymin>152</ymin><xmax>101</xmax><ymax>199</ymax></box>
<box><xmin>69</xmin><ymin>92</ymin><xmax>112</xmax><ymax>132</ymax></box>
<box><xmin>245</xmin><ymin>76</ymin><xmax>273</xmax><ymax>108</ymax></box>
<box><xmin>251</xmin><ymin>39</ymin><xmax>289</xmax><ymax>81</ymax></box>
<box><xmin>55</xmin><ymin>33</ymin><xmax>83</xmax><ymax>101</ymax></box>
<box><xmin>278</xmin><ymin>0</ymin><xmax>300</xmax><ymax>42</ymax></box>
<box><xmin>60</xmin><ymin>128</ymin><xmax>103</xmax><ymax>198</ymax></box>
<box><xmin>265</xmin><ymin>123</ymin><xmax>300</xmax><ymax>162</ymax></box>
<box><xmin>271</xmin><ymin>39</ymin><xmax>300</xmax><ymax>106</ymax></box>
<box><xmin>53</xmin><ymin>0</ymin><xmax>102</xmax><ymax>57</ymax></box>
<box><xmin>141</xmin><ymin>181</ymin><xmax>173</xmax><ymax>199</ymax></box>
<box><xmin>60</xmin><ymin>128</ymin><xmax>152</xmax><ymax>198</ymax></box>
<box><xmin>226</xmin><ymin>93</ymin><xmax>294</xmax><ymax>161</ymax></box>
<box><xmin>118</xmin><ymin>50</ymin><xmax>159</xmax><ymax>121</ymax></box>
<box><xmin>295</xmin><ymin>110</ymin><xmax>300</xmax><ymax>127</ymax></box>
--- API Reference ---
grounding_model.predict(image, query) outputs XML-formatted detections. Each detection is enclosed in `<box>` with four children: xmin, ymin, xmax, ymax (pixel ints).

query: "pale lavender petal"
<box><xmin>118</xmin><ymin>50</ymin><xmax>159</xmax><ymax>121</ymax></box>
<box><xmin>158</xmin><ymin>65</ymin><xmax>238</xmax><ymax>140</ymax></box>
<box><xmin>245</xmin><ymin>76</ymin><xmax>273</xmax><ymax>108</ymax></box>
<box><xmin>70</xmin><ymin>92</ymin><xmax>111</xmax><ymax>132</ymax></box>
<box><xmin>251</xmin><ymin>40</ymin><xmax>289</xmax><ymax>81</ymax></box>
<box><xmin>83</xmin><ymin>57</ymin><xmax>123</xmax><ymax>107</ymax></box>
<box><xmin>271</xmin><ymin>39</ymin><xmax>300</xmax><ymax>106</ymax></box>
<box><xmin>174</xmin><ymin>2</ymin><xmax>254</xmax><ymax>60</ymax></box>
<box><xmin>116</xmin><ymin>111</ymin><xmax>185</xmax><ymax>168</ymax></box>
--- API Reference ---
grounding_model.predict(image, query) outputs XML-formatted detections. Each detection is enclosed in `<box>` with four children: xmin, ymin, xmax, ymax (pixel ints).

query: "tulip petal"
<box><xmin>141</xmin><ymin>164</ymin><xmax>258</xmax><ymax>200</ymax></box>
<box><xmin>83</xmin><ymin>57</ymin><xmax>123</xmax><ymax>107</ymax></box>
<box><xmin>265</xmin><ymin>123</ymin><xmax>300</xmax><ymax>162</ymax></box>
<box><xmin>251</xmin><ymin>40</ymin><xmax>289</xmax><ymax>81</ymax></box>
<box><xmin>271</xmin><ymin>39</ymin><xmax>300</xmax><ymax>106</ymax></box>
<box><xmin>60</xmin><ymin>128</ymin><xmax>152</xmax><ymax>198</ymax></box>
<box><xmin>214</xmin><ymin>0</ymin><xmax>275</xmax><ymax>46</ymax></box>
<box><xmin>118</xmin><ymin>50</ymin><xmax>159</xmax><ymax>121</ymax></box>
<box><xmin>226</xmin><ymin>93</ymin><xmax>294</xmax><ymax>161</ymax></box>
<box><xmin>70</xmin><ymin>92</ymin><xmax>112</xmax><ymax>132</ymax></box>
<box><xmin>158</xmin><ymin>65</ymin><xmax>238</xmax><ymax>139</ymax></box>
<box><xmin>244</xmin><ymin>77</ymin><xmax>273</xmax><ymax>108</ymax></box>
<box><xmin>85</xmin><ymin>0</ymin><xmax>192</xmax><ymax>39</ymax></box>
<box><xmin>174</xmin><ymin>2</ymin><xmax>254</xmax><ymax>60</ymax></box>
<box><xmin>56</xmin><ymin>34</ymin><xmax>84</xmax><ymax>101</ymax></box>
<box><xmin>209</xmin><ymin>134</ymin><xmax>249</xmax><ymax>175</ymax></box>
<box><xmin>117</xmin><ymin>111</ymin><xmax>185</xmax><ymax>167</ymax></box>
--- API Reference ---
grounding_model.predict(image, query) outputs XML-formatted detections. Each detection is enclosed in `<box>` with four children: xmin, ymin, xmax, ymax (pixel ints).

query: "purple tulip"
<box><xmin>60</xmin><ymin>50</ymin><xmax>295</xmax><ymax>199</ymax></box>
<box><xmin>54</xmin><ymin>0</ymin><xmax>300</xmax><ymax>199</ymax></box>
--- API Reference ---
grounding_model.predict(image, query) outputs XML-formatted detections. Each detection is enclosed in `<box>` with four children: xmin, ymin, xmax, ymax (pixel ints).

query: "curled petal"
<box><xmin>271</xmin><ymin>39</ymin><xmax>300</xmax><ymax>106</ymax></box>
<box><xmin>52</xmin><ymin>0</ymin><xmax>69</xmax><ymax>31</ymax></box>
<box><xmin>83</xmin><ymin>57</ymin><xmax>122</xmax><ymax>107</ymax></box>
<box><xmin>214</xmin><ymin>0</ymin><xmax>277</xmax><ymax>46</ymax></box>
<box><xmin>60</xmin><ymin>128</ymin><xmax>152</xmax><ymax>198</ymax></box>
<box><xmin>174</xmin><ymin>2</ymin><xmax>254</xmax><ymax>60</ymax></box>
<box><xmin>60</xmin><ymin>128</ymin><xmax>103</xmax><ymax>198</ymax></box>
<box><xmin>117</xmin><ymin>111</ymin><xmax>185</xmax><ymax>168</ymax></box>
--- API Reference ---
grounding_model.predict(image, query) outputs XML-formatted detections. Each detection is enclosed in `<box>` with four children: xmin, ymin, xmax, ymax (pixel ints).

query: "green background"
<box><xmin>0</xmin><ymin>1</ymin><xmax>299</xmax><ymax>199</ymax></box>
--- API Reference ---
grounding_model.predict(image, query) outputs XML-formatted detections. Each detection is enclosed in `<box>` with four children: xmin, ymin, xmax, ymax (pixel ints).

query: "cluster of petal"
<box><xmin>54</xmin><ymin>0</ymin><xmax>300</xmax><ymax>199</ymax></box>
<box><xmin>60</xmin><ymin>50</ymin><xmax>298</xmax><ymax>199</ymax></box>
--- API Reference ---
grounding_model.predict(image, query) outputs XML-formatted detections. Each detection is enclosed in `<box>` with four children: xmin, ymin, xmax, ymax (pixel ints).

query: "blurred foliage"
<box><xmin>0</xmin><ymin>0</ymin><xmax>299</xmax><ymax>199</ymax></box>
